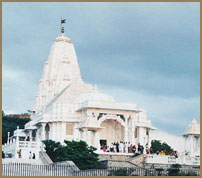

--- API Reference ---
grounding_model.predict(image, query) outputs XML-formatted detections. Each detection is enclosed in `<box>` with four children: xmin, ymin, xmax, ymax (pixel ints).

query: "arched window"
<box><xmin>32</xmin><ymin>130</ymin><xmax>36</xmax><ymax>141</ymax></box>
<box><xmin>146</xmin><ymin>129</ymin><xmax>149</xmax><ymax>136</ymax></box>
<box><xmin>45</xmin><ymin>123</ymin><xmax>50</xmax><ymax>140</ymax></box>
<box><xmin>45</xmin><ymin>124</ymin><xmax>50</xmax><ymax>132</ymax></box>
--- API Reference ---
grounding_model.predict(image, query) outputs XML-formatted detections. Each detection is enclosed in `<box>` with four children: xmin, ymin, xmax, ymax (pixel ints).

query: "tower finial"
<box><xmin>61</xmin><ymin>26</ymin><xmax>64</xmax><ymax>33</ymax></box>
<box><xmin>61</xmin><ymin>18</ymin><xmax>66</xmax><ymax>34</ymax></box>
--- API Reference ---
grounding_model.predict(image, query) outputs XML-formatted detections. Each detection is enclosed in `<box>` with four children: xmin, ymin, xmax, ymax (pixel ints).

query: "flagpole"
<box><xmin>60</xmin><ymin>17</ymin><xmax>62</xmax><ymax>33</ymax></box>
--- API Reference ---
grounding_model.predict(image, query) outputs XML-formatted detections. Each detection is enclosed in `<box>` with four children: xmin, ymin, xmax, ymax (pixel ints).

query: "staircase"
<box><xmin>126</xmin><ymin>154</ymin><xmax>146</xmax><ymax>167</ymax></box>
<box><xmin>39</xmin><ymin>151</ymin><xmax>53</xmax><ymax>164</ymax></box>
<box><xmin>98</xmin><ymin>153</ymin><xmax>146</xmax><ymax>168</ymax></box>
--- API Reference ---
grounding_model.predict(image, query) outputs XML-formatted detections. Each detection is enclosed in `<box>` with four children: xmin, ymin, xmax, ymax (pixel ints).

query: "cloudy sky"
<box><xmin>2</xmin><ymin>2</ymin><xmax>200</xmax><ymax>140</ymax></box>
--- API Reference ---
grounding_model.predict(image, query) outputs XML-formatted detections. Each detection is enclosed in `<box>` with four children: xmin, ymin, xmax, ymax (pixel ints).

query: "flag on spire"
<box><xmin>61</xmin><ymin>19</ymin><xmax>66</xmax><ymax>24</ymax></box>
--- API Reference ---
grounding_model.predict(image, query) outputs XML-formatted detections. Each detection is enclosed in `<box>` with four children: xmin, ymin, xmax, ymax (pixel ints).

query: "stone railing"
<box><xmin>146</xmin><ymin>155</ymin><xmax>177</xmax><ymax>165</ymax></box>
<box><xmin>184</xmin><ymin>156</ymin><xmax>200</xmax><ymax>166</ymax></box>
<box><xmin>2</xmin><ymin>141</ymin><xmax>17</xmax><ymax>153</ymax></box>
<box><xmin>145</xmin><ymin>154</ymin><xmax>200</xmax><ymax>166</ymax></box>
<box><xmin>3</xmin><ymin>140</ymin><xmax>39</xmax><ymax>156</ymax></box>
<box><xmin>18</xmin><ymin>141</ymin><xmax>38</xmax><ymax>149</ymax></box>
<box><xmin>3</xmin><ymin>140</ymin><xmax>41</xmax><ymax>159</ymax></box>
<box><xmin>97</xmin><ymin>150</ymin><xmax>134</xmax><ymax>156</ymax></box>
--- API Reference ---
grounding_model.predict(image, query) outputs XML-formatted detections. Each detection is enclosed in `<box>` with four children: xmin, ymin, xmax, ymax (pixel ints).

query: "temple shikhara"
<box><xmin>3</xmin><ymin>24</ymin><xmax>200</xmax><ymax>167</ymax></box>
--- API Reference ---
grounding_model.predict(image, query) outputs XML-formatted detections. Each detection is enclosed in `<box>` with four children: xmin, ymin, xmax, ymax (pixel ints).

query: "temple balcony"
<box><xmin>3</xmin><ymin>139</ymin><xmax>41</xmax><ymax>159</ymax></box>
<box><xmin>76</xmin><ymin>100</ymin><xmax>141</xmax><ymax>112</ymax></box>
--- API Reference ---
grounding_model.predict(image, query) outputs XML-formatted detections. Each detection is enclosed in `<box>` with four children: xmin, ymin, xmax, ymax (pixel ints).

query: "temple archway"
<box><xmin>99</xmin><ymin>119</ymin><xmax>124</xmax><ymax>146</ymax></box>
<box><xmin>98</xmin><ymin>114</ymin><xmax>126</xmax><ymax>127</ymax></box>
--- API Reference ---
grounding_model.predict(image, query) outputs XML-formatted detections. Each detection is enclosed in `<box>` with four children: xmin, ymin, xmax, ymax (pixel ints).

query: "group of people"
<box><xmin>16</xmin><ymin>149</ymin><xmax>36</xmax><ymax>159</ymax></box>
<box><xmin>29</xmin><ymin>151</ymin><xmax>36</xmax><ymax>159</ymax></box>
<box><xmin>100</xmin><ymin>141</ymin><xmax>145</xmax><ymax>154</ymax></box>
<box><xmin>100</xmin><ymin>141</ymin><xmax>179</xmax><ymax>158</ymax></box>
<box><xmin>169</xmin><ymin>149</ymin><xmax>179</xmax><ymax>158</ymax></box>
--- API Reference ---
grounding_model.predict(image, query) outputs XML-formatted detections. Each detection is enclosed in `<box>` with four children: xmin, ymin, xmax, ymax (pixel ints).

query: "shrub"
<box><xmin>108</xmin><ymin>168</ymin><xmax>135</xmax><ymax>176</ymax></box>
<box><xmin>167</xmin><ymin>164</ymin><xmax>181</xmax><ymax>176</ymax></box>
<box><xmin>42</xmin><ymin>139</ymin><xmax>100</xmax><ymax>170</ymax></box>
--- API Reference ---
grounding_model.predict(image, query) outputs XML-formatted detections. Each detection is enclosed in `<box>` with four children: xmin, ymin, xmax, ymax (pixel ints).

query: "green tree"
<box><xmin>182</xmin><ymin>171</ymin><xmax>197</xmax><ymax>176</ymax></box>
<box><xmin>2</xmin><ymin>110</ymin><xmax>5</xmax><ymax>117</ymax></box>
<box><xmin>167</xmin><ymin>164</ymin><xmax>181</xmax><ymax>176</ymax></box>
<box><xmin>2</xmin><ymin>112</ymin><xmax>30</xmax><ymax>144</ymax></box>
<box><xmin>43</xmin><ymin>139</ymin><xmax>100</xmax><ymax>170</ymax></box>
<box><xmin>41</xmin><ymin>140</ymin><xmax>61</xmax><ymax>162</ymax></box>
<box><xmin>151</xmin><ymin>140</ymin><xmax>172</xmax><ymax>155</ymax></box>
<box><xmin>108</xmin><ymin>168</ymin><xmax>135</xmax><ymax>176</ymax></box>
<box><xmin>168</xmin><ymin>164</ymin><xmax>198</xmax><ymax>176</ymax></box>
<box><xmin>155</xmin><ymin>168</ymin><xmax>164</xmax><ymax>176</ymax></box>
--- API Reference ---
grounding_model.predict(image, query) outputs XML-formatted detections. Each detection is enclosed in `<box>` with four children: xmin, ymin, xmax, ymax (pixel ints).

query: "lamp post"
<box><xmin>7</xmin><ymin>132</ymin><xmax>10</xmax><ymax>144</ymax></box>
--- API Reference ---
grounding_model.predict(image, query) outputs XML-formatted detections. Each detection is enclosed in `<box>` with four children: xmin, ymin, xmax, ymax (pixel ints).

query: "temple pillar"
<box><xmin>87</xmin><ymin>130</ymin><xmax>91</xmax><ymax>146</ymax></box>
<box><xmin>61</xmin><ymin>122</ymin><xmax>66</xmax><ymax>143</ymax></box>
<box><xmin>82</xmin><ymin>129</ymin><xmax>88</xmax><ymax>143</ymax></box>
<box><xmin>124</xmin><ymin>116</ymin><xmax>129</xmax><ymax>143</ymax></box>
<box><xmin>196</xmin><ymin>137</ymin><xmax>200</xmax><ymax>153</ymax></box>
<box><xmin>131</xmin><ymin>115</ymin><xmax>136</xmax><ymax>145</ymax></box>
<box><xmin>94</xmin><ymin>130</ymin><xmax>99</xmax><ymax>149</ymax></box>
<box><xmin>124</xmin><ymin>126</ymin><xmax>128</xmax><ymax>143</ymax></box>
<box><xmin>57</xmin><ymin>122</ymin><xmax>61</xmax><ymax>142</ymax></box>
<box><xmin>55</xmin><ymin>122</ymin><xmax>58</xmax><ymax>141</ymax></box>
<box><xmin>54</xmin><ymin>122</ymin><xmax>59</xmax><ymax>142</ymax></box>
<box><xmin>138</xmin><ymin>127</ymin><xmax>146</xmax><ymax>145</ymax></box>
<box><xmin>190</xmin><ymin>136</ymin><xmax>194</xmax><ymax>155</ymax></box>
<box><xmin>41</xmin><ymin>123</ymin><xmax>46</xmax><ymax>151</ymax></box>
<box><xmin>29</xmin><ymin>130</ymin><xmax>32</xmax><ymax>141</ymax></box>
<box><xmin>74</xmin><ymin>123</ymin><xmax>80</xmax><ymax>141</ymax></box>
<box><xmin>184</xmin><ymin>135</ymin><xmax>187</xmax><ymax>153</ymax></box>
<box><xmin>147</xmin><ymin>129</ymin><xmax>151</xmax><ymax>147</ymax></box>
<box><xmin>52</xmin><ymin>123</ymin><xmax>56</xmax><ymax>141</ymax></box>
<box><xmin>41</xmin><ymin>123</ymin><xmax>46</xmax><ymax>141</ymax></box>
<box><xmin>49</xmin><ymin>123</ymin><xmax>52</xmax><ymax>140</ymax></box>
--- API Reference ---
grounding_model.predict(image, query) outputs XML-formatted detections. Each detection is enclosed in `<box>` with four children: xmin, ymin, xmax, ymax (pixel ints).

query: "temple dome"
<box><xmin>183</xmin><ymin>118</ymin><xmax>200</xmax><ymax>135</ymax></box>
<box><xmin>55</xmin><ymin>33</ymin><xmax>71</xmax><ymax>43</ymax></box>
<box><xmin>74</xmin><ymin>90</ymin><xmax>116</xmax><ymax>103</ymax></box>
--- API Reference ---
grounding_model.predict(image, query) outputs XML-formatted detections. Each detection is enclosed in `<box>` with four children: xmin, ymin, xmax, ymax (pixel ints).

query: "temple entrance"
<box><xmin>99</xmin><ymin>119</ymin><xmax>124</xmax><ymax>147</ymax></box>
<box><xmin>100</xmin><ymin>140</ymin><xmax>107</xmax><ymax>146</ymax></box>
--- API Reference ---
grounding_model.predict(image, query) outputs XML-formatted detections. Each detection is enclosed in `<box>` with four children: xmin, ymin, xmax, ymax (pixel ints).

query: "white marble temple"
<box><xmin>3</xmin><ymin>27</ymin><xmax>156</xmax><ymax>159</ymax></box>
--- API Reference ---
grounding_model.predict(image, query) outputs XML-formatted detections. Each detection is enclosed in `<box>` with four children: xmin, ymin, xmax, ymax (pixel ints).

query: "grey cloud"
<box><xmin>2</xmin><ymin>2</ymin><xmax>200</xmax><ymax>136</ymax></box>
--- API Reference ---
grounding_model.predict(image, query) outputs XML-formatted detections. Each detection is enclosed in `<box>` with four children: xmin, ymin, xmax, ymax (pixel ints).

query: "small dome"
<box><xmin>74</xmin><ymin>90</ymin><xmax>115</xmax><ymax>103</ymax></box>
<box><xmin>55</xmin><ymin>33</ymin><xmax>71</xmax><ymax>43</ymax></box>
<box><xmin>184</xmin><ymin>118</ymin><xmax>200</xmax><ymax>135</ymax></box>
